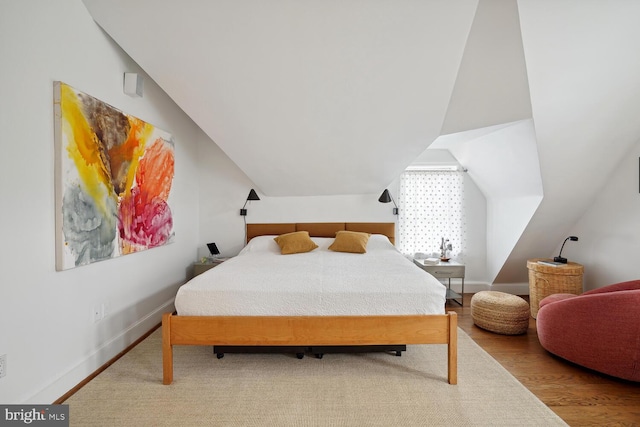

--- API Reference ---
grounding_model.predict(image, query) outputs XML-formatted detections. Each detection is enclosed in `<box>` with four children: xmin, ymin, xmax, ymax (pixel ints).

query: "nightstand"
<box><xmin>414</xmin><ymin>259</ymin><xmax>465</xmax><ymax>306</ymax></box>
<box><xmin>526</xmin><ymin>258</ymin><xmax>583</xmax><ymax>318</ymax></box>
<box><xmin>192</xmin><ymin>258</ymin><xmax>229</xmax><ymax>278</ymax></box>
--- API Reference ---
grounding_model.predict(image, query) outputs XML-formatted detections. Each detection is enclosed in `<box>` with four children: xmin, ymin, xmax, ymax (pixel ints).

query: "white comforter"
<box><xmin>175</xmin><ymin>234</ymin><xmax>446</xmax><ymax>316</ymax></box>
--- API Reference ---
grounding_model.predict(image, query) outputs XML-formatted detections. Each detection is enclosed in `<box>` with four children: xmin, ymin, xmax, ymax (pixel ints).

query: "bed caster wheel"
<box><xmin>395</xmin><ymin>351</ymin><xmax>402</xmax><ymax>357</ymax></box>
<box><xmin>296</xmin><ymin>353</ymin><xmax>304</xmax><ymax>359</ymax></box>
<box><xmin>315</xmin><ymin>353</ymin><xmax>324</xmax><ymax>359</ymax></box>
<box><xmin>216</xmin><ymin>353</ymin><xmax>224</xmax><ymax>359</ymax></box>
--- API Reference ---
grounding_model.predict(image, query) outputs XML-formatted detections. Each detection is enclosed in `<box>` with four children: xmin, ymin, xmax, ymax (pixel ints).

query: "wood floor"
<box><xmin>448</xmin><ymin>295</ymin><xmax>640</xmax><ymax>427</ymax></box>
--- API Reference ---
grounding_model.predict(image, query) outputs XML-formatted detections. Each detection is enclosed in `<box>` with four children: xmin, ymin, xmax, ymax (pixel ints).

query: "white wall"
<box><xmin>199</xmin><ymin>179</ymin><xmax>488</xmax><ymax>292</ymax></box>
<box><xmin>431</xmin><ymin>120</ymin><xmax>542</xmax><ymax>290</ymax></box>
<box><xmin>0</xmin><ymin>0</ymin><xmax>207</xmax><ymax>403</ymax></box>
<box><xmin>196</xmin><ymin>136</ymin><xmax>402</xmax><ymax>259</ymax></box>
<box><xmin>196</xmin><ymin>140</ymin><xmax>257</xmax><ymax>258</ymax></box>
<box><xmin>510</xmin><ymin>0</ymin><xmax>640</xmax><ymax>284</ymax></box>
<box><xmin>196</xmin><ymin>146</ymin><xmax>491</xmax><ymax>287</ymax></box>
<box><xmin>567</xmin><ymin>138</ymin><xmax>640</xmax><ymax>291</ymax></box>
<box><xmin>198</xmin><ymin>177</ymin><xmax>399</xmax><ymax>259</ymax></box>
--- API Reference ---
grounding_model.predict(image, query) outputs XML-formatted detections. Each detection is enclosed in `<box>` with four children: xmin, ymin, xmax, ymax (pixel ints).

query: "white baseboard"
<box><xmin>447</xmin><ymin>281</ymin><xmax>530</xmax><ymax>295</ymax></box>
<box><xmin>488</xmin><ymin>282</ymin><xmax>530</xmax><ymax>295</ymax></box>
<box><xmin>27</xmin><ymin>298</ymin><xmax>175</xmax><ymax>404</ymax></box>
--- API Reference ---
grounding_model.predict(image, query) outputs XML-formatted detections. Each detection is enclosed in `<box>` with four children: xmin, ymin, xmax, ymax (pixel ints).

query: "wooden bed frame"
<box><xmin>162</xmin><ymin>222</ymin><xmax>458</xmax><ymax>385</ymax></box>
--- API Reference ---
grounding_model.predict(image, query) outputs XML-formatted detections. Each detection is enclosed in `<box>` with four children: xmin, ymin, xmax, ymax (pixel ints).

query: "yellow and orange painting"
<box><xmin>53</xmin><ymin>82</ymin><xmax>174</xmax><ymax>270</ymax></box>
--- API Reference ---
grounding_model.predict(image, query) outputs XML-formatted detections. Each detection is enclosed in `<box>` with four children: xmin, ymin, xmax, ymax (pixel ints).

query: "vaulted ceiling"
<box><xmin>83</xmin><ymin>0</ymin><xmax>640</xmax><ymax>282</ymax></box>
<box><xmin>82</xmin><ymin>0</ymin><xmax>488</xmax><ymax>196</ymax></box>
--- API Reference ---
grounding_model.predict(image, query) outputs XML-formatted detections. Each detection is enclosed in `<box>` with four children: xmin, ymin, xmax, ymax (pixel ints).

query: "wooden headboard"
<box><xmin>246</xmin><ymin>222</ymin><xmax>395</xmax><ymax>245</ymax></box>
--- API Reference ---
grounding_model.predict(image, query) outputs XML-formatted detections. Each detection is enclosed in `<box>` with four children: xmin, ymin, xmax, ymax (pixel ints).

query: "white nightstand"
<box><xmin>413</xmin><ymin>259</ymin><xmax>465</xmax><ymax>306</ymax></box>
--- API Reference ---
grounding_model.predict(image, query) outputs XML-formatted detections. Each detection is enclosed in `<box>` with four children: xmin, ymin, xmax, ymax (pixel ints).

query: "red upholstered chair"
<box><xmin>536</xmin><ymin>280</ymin><xmax>640</xmax><ymax>382</ymax></box>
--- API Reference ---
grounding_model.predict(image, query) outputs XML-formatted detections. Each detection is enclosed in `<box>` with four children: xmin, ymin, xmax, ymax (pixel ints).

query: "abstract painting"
<box><xmin>53</xmin><ymin>82</ymin><xmax>175</xmax><ymax>270</ymax></box>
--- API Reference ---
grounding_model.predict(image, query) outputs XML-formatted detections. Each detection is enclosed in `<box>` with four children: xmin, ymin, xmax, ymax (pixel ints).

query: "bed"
<box><xmin>162</xmin><ymin>222</ymin><xmax>458</xmax><ymax>384</ymax></box>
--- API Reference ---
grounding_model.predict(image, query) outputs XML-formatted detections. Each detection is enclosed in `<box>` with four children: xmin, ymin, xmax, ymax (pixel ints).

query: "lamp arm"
<box><xmin>390</xmin><ymin>195</ymin><xmax>398</xmax><ymax>209</ymax></box>
<box><xmin>240</xmin><ymin>199</ymin><xmax>250</xmax><ymax>216</ymax></box>
<box><xmin>390</xmin><ymin>195</ymin><xmax>398</xmax><ymax>214</ymax></box>
<box><xmin>557</xmin><ymin>237</ymin><xmax>570</xmax><ymax>259</ymax></box>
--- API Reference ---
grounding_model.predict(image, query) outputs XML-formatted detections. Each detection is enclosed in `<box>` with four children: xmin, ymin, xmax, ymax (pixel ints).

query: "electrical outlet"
<box><xmin>0</xmin><ymin>354</ymin><xmax>7</xmax><ymax>378</ymax></box>
<box><xmin>93</xmin><ymin>306</ymin><xmax>102</xmax><ymax>323</ymax></box>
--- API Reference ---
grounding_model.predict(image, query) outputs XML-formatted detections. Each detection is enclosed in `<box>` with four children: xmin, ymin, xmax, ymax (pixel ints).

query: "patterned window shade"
<box><xmin>397</xmin><ymin>170</ymin><xmax>467</xmax><ymax>261</ymax></box>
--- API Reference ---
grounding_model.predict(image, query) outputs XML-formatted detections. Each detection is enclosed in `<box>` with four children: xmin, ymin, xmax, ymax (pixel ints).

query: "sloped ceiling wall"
<box><xmin>441</xmin><ymin>0</ymin><xmax>531</xmax><ymax>134</ymax></box>
<box><xmin>498</xmin><ymin>0</ymin><xmax>640</xmax><ymax>282</ymax></box>
<box><xmin>81</xmin><ymin>0</ymin><xmax>479</xmax><ymax>196</ymax></box>
<box><xmin>82</xmin><ymin>0</ymin><xmax>640</xmax><ymax>283</ymax></box>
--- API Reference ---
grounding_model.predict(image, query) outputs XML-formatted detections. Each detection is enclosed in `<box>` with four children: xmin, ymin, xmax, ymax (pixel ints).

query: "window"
<box><xmin>397</xmin><ymin>169</ymin><xmax>466</xmax><ymax>260</ymax></box>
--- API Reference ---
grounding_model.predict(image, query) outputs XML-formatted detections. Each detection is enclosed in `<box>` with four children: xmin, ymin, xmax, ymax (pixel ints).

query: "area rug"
<box><xmin>64</xmin><ymin>328</ymin><xmax>567</xmax><ymax>426</ymax></box>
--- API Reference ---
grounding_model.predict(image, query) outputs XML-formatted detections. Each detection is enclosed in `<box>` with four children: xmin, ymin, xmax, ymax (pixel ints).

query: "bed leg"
<box><xmin>447</xmin><ymin>312</ymin><xmax>458</xmax><ymax>385</ymax></box>
<box><xmin>162</xmin><ymin>312</ymin><xmax>174</xmax><ymax>385</ymax></box>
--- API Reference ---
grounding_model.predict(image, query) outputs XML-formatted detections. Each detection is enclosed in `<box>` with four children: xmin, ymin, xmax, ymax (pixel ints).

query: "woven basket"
<box><xmin>470</xmin><ymin>291</ymin><xmax>530</xmax><ymax>335</ymax></box>
<box><xmin>527</xmin><ymin>259</ymin><xmax>584</xmax><ymax>318</ymax></box>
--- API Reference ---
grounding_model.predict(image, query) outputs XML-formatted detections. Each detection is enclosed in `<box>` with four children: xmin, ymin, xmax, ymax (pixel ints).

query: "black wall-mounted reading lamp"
<box><xmin>378</xmin><ymin>189</ymin><xmax>398</xmax><ymax>215</ymax></box>
<box><xmin>554</xmin><ymin>236</ymin><xmax>579</xmax><ymax>264</ymax></box>
<box><xmin>240</xmin><ymin>189</ymin><xmax>260</xmax><ymax>216</ymax></box>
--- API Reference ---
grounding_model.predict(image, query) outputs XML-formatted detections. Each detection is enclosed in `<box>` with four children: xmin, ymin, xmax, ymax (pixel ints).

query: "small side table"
<box><xmin>526</xmin><ymin>258</ymin><xmax>584</xmax><ymax>318</ymax></box>
<box><xmin>192</xmin><ymin>258</ymin><xmax>229</xmax><ymax>278</ymax></box>
<box><xmin>414</xmin><ymin>259</ymin><xmax>465</xmax><ymax>306</ymax></box>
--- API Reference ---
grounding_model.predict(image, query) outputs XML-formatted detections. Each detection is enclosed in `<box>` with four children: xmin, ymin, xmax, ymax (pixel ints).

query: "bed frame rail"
<box><xmin>162</xmin><ymin>312</ymin><xmax>457</xmax><ymax>385</ymax></box>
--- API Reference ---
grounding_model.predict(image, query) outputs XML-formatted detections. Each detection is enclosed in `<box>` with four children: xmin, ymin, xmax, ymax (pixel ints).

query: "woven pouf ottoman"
<box><xmin>470</xmin><ymin>291</ymin><xmax>530</xmax><ymax>335</ymax></box>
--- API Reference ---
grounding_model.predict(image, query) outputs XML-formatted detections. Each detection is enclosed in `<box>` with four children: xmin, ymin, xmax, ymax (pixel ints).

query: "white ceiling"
<box><xmin>82</xmin><ymin>0</ymin><xmax>481</xmax><ymax>196</ymax></box>
<box><xmin>82</xmin><ymin>0</ymin><xmax>640</xmax><ymax>281</ymax></box>
<box><xmin>441</xmin><ymin>0</ymin><xmax>531</xmax><ymax>135</ymax></box>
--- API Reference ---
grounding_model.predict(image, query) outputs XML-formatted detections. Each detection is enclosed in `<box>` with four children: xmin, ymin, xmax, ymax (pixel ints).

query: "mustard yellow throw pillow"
<box><xmin>274</xmin><ymin>231</ymin><xmax>318</xmax><ymax>255</ymax></box>
<box><xmin>328</xmin><ymin>231</ymin><xmax>370</xmax><ymax>254</ymax></box>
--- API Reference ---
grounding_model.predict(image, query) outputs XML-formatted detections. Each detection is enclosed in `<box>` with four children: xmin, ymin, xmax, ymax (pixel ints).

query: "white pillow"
<box><xmin>364</xmin><ymin>234</ymin><xmax>395</xmax><ymax>251</ymax></box>
<box><xmin>238</xmin><ymin>235</ymin><xmax>280</xmax><ymax>255</ymax></box>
